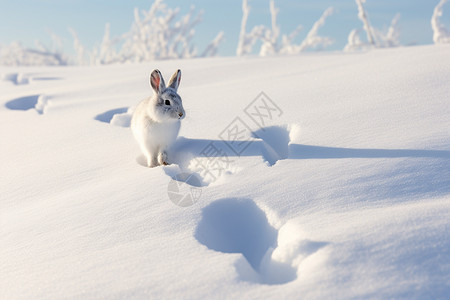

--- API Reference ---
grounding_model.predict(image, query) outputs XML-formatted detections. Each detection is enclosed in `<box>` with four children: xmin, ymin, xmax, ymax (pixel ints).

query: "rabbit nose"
<box><xmin>179</xmin><ymin>112</ymin><xmax>183</xmax><ymax>117</ymax></box>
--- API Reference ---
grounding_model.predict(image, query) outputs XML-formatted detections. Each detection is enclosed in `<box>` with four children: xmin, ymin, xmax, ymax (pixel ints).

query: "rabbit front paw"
<box><xmin>158</xmin><ymin>151</ymin><xmax>169</xmax><ymax>166</ymax></box>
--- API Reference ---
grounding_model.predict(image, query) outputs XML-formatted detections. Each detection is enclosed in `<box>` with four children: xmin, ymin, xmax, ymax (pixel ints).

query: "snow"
<box><xmin>1</xmin><ymin>45</ymin><xmax>450</xmax><ymax>299</ymax></box>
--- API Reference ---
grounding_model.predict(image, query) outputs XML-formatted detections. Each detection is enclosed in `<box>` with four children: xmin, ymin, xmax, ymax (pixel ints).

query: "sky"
<box><xmin>0</xmin><ymin>0</ymin><xmax>448</xmax><ymax>56</ymax></box>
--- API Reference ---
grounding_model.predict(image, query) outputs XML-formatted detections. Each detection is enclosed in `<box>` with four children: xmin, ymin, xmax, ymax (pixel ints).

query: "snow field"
<box><xmin>1</xmin><ymin>44</ymin><xmax>449</xmax><ymax>298</ymax></box>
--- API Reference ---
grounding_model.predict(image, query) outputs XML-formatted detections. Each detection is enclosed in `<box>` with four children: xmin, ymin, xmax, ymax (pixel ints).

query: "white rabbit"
<box><xmin>131</xmin><ymin>69</ymin><xmax>185</xmax><ymax>167</ymax></box>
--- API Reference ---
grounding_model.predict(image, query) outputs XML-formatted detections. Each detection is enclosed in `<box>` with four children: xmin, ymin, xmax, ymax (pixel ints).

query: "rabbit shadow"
<box><xmin>162</xmin><ymin>124</ymin><xmax>450</xmax><ymax>201</ymax></box>
<box><xmin>166</xmin><ymin>137</ymin><xmax>449</xmax><ymax>167</ymax></box>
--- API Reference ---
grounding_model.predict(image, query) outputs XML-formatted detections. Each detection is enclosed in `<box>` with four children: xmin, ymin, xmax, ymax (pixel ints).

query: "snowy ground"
<box><xmin>1</xmin><ymin>45</ymin><xmax>449</xmax><ymax>299</ymax></box>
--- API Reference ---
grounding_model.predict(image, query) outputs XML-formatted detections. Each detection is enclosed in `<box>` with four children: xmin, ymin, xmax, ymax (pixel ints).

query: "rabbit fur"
<box><xmin>131</xmin><ymin>69</ymin><xmax>185</xmax><ymax>167</ymax></box>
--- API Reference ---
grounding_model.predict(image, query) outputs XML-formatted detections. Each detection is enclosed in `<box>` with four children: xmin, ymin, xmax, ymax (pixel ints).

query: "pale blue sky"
<box><xmin>0</xmin><ymin>0</ymin><xmax>447</xmax><ymax>56</ymax></box>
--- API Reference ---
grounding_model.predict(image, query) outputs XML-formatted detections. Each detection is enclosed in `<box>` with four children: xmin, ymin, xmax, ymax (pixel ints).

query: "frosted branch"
<box><xmin>201</xmin><ymin>31</ymin><xmax>225</xmax><ymax>57</ymax></box>
<box><xmin>69</xmin><ymin>28</ymin><xmax>90</xmax><ymax>65</ymax></box>
<box><xmin>297</xmin><ymin>7</ymin><xmax>334</xmax><ymax>52</ymax></box>
<box><xmin>236</xmin><ymin>0</ymin><xmax>254</xmax><ymax>56</ymax></box>
<box><xmin>384</xmin><ymin>13</ymin><xmax>401</xmax><ymax>47</ymax></box>
<box><xmin>356</xmin><ymin>0</ymin><xmax>376</xmax><ymax>46</ymax></box>
<box><xmin>432</xmin><ymin>0</ymin><xmax>450</xmax><ymax>43</ymax></box>
<box><xmin>237</xmin><ymin>0</ymin><xmax>334</xmax><ymax>56</ymax></box>
<box><xmin>345</xmin><ymin>0</ymin><xmax>401</xmax><ymax>51</ymax></box>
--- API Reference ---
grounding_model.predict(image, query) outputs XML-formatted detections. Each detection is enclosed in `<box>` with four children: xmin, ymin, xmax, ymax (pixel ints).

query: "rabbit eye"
<box><xmin>164</xmin><ymin>100</ymin><xmax>171</xmax><ymax>106</ymax></box>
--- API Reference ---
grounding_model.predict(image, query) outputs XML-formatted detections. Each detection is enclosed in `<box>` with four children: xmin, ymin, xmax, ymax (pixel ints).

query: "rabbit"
<box><xmin>131</xmin><ymin>69</ymin><xmax>185</xmax><ymax>167</ymax></box>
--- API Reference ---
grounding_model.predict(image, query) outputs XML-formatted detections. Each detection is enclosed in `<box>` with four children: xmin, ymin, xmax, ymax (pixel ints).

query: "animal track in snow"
<box><xmin>34</xmin><ymin>95</ymin><xmax>49</xmax><ymax>114</ymax></box>
<box><xmin>5</xmin><ymin>94</ymin><xmax>49</xmax><ymax>114</ymax></box>
<box><xmin>195</xmin><ymin>198</ymin><xmax>280</xmax><ymax>280</ymax></box>
<box><xmin>195</xmin><ymin>198</ymin><xmax>327</xmax><ymax>285</ymax></box>
<box><xmin>1</xmin><ymin>73</ymin><xmax>29</xmax><ymax>85</ymax></box>
<box><xmin>95</xmin><ymin>107</ymin><xmax>132</xmax><ymax>127</ymax></box>
<box><xmin>167</xmin><ymin>124</ymin><xmax>299</xmax><ymax>183</ymax></box>
<box><xmin>1</xmin><ymin>73</ymin><xmax>62</xmax><ymax>85</ymax></box>
<box><xmin>161</xmin><ymin>138</ymin><xmax>240</xmax><ymax>186</ymax></box>
<box><xmin>252</xmin><ymin>124</ymin><xmax>300</xmax><ymax>166</ymax></box>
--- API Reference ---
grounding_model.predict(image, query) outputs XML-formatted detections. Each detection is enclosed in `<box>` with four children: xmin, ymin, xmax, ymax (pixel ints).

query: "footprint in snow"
<box><xmin>154</xmin><ymin>124</ymin><xmax>299</xmax><ymax>187</ymax></box>
<box><xmin>1</xmin><ymin>73</ymin><xmax>29</xmax><ymax>85</ymax></box>
<box><xmin>95</xmin><ymin>107</ymin><xmax>132</xmax><ymax>127</ymax></box>
<box><xmin>252</xmin><ymin>124</ymin><xmax>297</xmax><ymax>166</ymax></box>
<box><xmin>5</xmin><ymin>94</ymin><xmax>49</xmax><ymax>114</ymax></box>
<box><xmin>1</xmin><ymin>73</ymin><xmax>62</xmax><ymax>85</ymax></box>
<box><xmin>195</xmin><ymin>198</ymin><xmax>328</xmax><ymax>285</ymax></box>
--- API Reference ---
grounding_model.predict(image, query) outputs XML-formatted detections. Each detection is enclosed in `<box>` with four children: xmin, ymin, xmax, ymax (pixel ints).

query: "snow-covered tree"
<box><xmin>95</xmin><ymin>23</ymin><xmax>120</xmax><ymax>65</ymax></box>
<box><xmin>0</xmin><ymin>40</ymin><xmax>68</xmax><ymax>67</ymax></box>
<box><xmin>344</xmin><ymin>0</ymin><xmax>401</xmax><ymax>51</ymax></box>
<box><xmin>119</xmin><ymin>1</ymin><xmax>203</xmax><ymax>62</ymax></box>
<box><xmin>237</xmin><ymin>0</ymin><xmax>334</xmax><ymax>56</ymax></box>
<box><xmin>69</xmin><ymin>28</ymin><xmax>90</xmax><ymax>65</ymax></box>
<box><xmin>1</xmin><ymin>0</ymin><xmax>223</xmax><ymax>66</ymax></box>
<box><xmin>431</xmin><ymin>0</ymin><xmax>450</xmax><ymax>43</ymax></box>
<box><xmin>71</xmin><ymin>0</ymin><xmax>224</xmax><ymax>64</ymax></box>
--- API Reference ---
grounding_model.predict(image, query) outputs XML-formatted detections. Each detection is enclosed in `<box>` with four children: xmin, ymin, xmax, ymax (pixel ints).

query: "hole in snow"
<box><xmin>195</xmin><ymin>198</ymin><xmax>299</xmax><ymax>285</ymax></box>
<box><xmin>5</xmin><ymin>95</ymin><xmax>40</xmax><ymax>111</ymax></box>
<box><xmin>195</xmin><ymin>198</ymin><xmax>277</xmax><ymax>270</ymax></box>
<box><xmin>95</xmin><ymin>107</ymin><xmax>131</xmax><ymax>127</ymax></box>
<box><xmin>1</xmin><ymin>73</ymin><xmax>29</xmax><ymax>85</ymax></box>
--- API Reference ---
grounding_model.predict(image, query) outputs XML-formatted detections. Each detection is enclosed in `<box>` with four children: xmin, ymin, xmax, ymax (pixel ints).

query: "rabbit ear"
<box><xmin>150</xmin><ymin>69</ymin><xmax>166</xmax><ymax>94</ymax></box>
<box><xmin>168</xmin><ymin>69</ymin><xmax>181</xmax><ymax>91</ymax></box>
